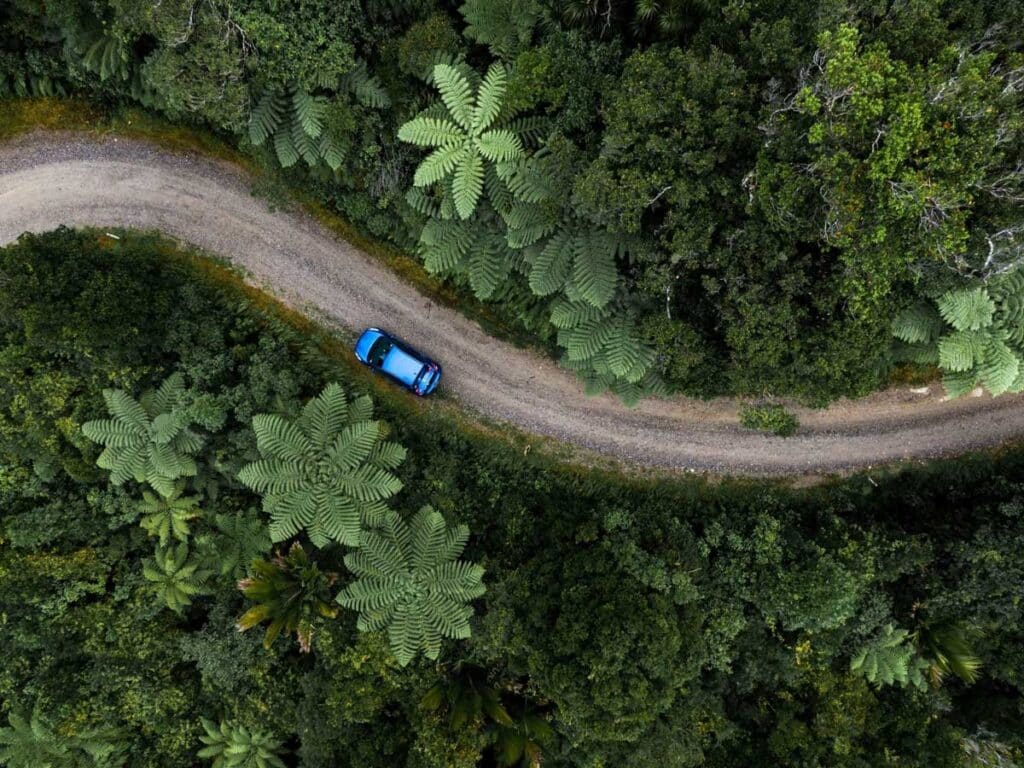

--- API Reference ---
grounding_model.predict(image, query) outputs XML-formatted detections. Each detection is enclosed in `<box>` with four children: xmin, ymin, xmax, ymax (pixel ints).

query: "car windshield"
<box><xmin>368</xmin><ymin>336</ymin><xmax>393</xmax><ymax>366</ymax></box>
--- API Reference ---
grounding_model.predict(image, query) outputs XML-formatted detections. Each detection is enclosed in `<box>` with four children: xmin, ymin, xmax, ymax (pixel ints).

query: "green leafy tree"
<box><xmin>81</xmin><ymin>372</ymin><xmax>203</xmax><ymax>497</ymax></box>
<box><xmin>142</xmin><ymin>542</ymin><xmax>211</xmax><ymax>612</ymax></box>
<box><xmin>197</xmin><ymin>719</ymin><xmax>286</xmax><ymax>768</ymax></box>
<box><xmin>0</xmin><ymin>713</ymin><xmax>126</xmax><ymax>768</ymax></box>
<box><xmin>399</xmin><ymin>62</ymin><xmax>524</xmax><ymax>219</ymax></box>
<box><xmin>236</xmin><ymin>543</ymin><xmax>338</xmax><ymax>653</ymax></box>
<box><xmin>893</xmin><ymin>268</ymin><xmax>1024</xmax><ymax>397</ymax></box>
<box><xmin>237</xmin><ymin>382</ymin><xmax>406</xmax><ymax>547</ymax></box>
<box><xmin>336</xmin><ymin>507</ymin><xmax>486</xmax><ymax>666</ymax></box>
<box><xmin>139</xmin><ymin>481</ymin><xmax>202</xmax><ymax>546</ymax></box>
<box><xmin>850</xmin><ymin>625</ymin><xmax>929</xmax><ymax>690</ymax></box>
<box><xmin>760</xmin><ymin>24</ymin><xmax>1024</xmax><ymax>314</ymax></box>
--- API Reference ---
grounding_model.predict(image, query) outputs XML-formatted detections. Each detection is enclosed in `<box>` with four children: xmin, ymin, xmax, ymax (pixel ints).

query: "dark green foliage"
<box><xmin>237</xmin><ymin>543</ymin><xmax>339</xmax><ymax>653</ymax></box>
<box><xmin>3</xmin><ymin>228</ymin><xmax>1024</xmax><ymax>766</ymax></box>
<box><xmin>739</xmin><ymin>404</ymin><xmax>799</xmax><ymax>437</ymax></box>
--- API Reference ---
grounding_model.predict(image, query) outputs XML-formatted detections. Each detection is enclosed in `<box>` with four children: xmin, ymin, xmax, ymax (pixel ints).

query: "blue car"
<box><xmin>354</xmin><ymin>328</ymin><xmax>442</xmax><ymax>396</ymax></box>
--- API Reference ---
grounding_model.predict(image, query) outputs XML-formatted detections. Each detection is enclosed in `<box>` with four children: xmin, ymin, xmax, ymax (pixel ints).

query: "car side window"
<box><xmin>368</xmin><ymin>337</ymin><xmax>392</xmax><ymax>367</ymax></box>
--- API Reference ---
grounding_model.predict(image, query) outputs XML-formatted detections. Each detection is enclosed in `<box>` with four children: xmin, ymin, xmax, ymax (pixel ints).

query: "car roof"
<box><xmin>381</xmin><ymin>345</ymin><xmax>425</xmax><ymax>387</ymax></box>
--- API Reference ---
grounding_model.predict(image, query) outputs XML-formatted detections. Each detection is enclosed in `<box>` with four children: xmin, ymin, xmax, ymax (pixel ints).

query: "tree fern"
<box><xmin>143</xmin><ymin>542</ymin><xmax>211</xmax><ymax>613</ymax></box>
<box><xmin>236</xmin><ymin>543</ymin><xmax>338</xmax><ymax>653</ymax></box>
<box><xmin>919</xmin><ymin>622</ymin><xmax>983</xmax><ymax>687</ymax></box>
<box><xmin>893</xmin><ymin>270</ymin><xmax>1024</xmax><ymax>397</ymax></box>
<box><xmin>335</xmin><ymin>506</ymin><xmax>486</xmax><ymax>666</ymax></box>
<box><xmin>399</xmin><ymin>63</ymin><xmax>524</xmax><ymax>219</ymax></box>
<box><xmin>237</xmin><ymin>383</ymin><xmax>406</xmax><ymax>547</ymax></box>
<box><xmin>0</xmin><ymin>713</ymin><xmax>126</xmax><ymax>768</ymax></box>
<box><xmin>850</xmin><ymin>625</ymin><xmax>928</xmax><ymax>690</ymax></box>
<box><xmin>460</xmin><ymin>0</ymin><xmax>544</xmax><ymax>60</ymax></box>
<box><xmin>197</xmin><ymin>719</ymin><xmax>286</xmax><ymax>768</ymax></box>
<box><xmin>139</xmin><ymin>482</ymin><xmax>202</xmax><ymax>546</ymax></box>
<box><xmin>417</xmin><ymin>214</ymin><xmax>515</xmax><ymax>300</ymax></box>
<box><xmin>937</xmin><ymin>287</ymin><xmax>996</xmax><ymax>332</ymax></box>
<box><xmin>67</xmin><ymin>26</ymin><xmax>130</xmax><ymax>83</ymax></box>
<box><xmin>249</xmin><ymin>86</ymin><xmax>338</xmax><ymax>169</ymax></box>
<box><xmin>339</xmin><ymin>60</ymin><xmax>390</xmax><ymax>108</ymax></box>
<box><xmin>81</xmin><ymin>372</ymin><xmax>203</xmax><ymax>497</ymax></box>
<box><xmin>892</xmin><ymin>302</ymin><xmax>944</xmax><ymax>345</ymax></box>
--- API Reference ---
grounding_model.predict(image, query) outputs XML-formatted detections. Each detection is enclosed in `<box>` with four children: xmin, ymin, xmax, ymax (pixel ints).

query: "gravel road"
<box><xmin>2</xmin><ymin>132</ymin><xmax>1022</xmax><ymax>475</ymax></box>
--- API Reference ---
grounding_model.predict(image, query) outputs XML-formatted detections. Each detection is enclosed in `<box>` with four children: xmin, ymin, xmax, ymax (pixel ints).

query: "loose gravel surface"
<box><xmin>3</xmin><ymin>131</ymin><xmax>1023</xmax><ymax>476</ymax></box>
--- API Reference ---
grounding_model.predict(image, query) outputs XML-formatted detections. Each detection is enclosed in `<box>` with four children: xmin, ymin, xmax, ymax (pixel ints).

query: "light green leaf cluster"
<box><xmin>336</xmin><ymin>506</ymin><xmax>486</xmax><ymax>666</ymax></box>
<box><xmin>893</xmin><ymin>269</ymin><xmax>1024</xmax><ymax>397</ymax></box>
<box><xmin>399</xmin><ymin>63</ymin><xmax>523</xmax><ymax>219</ymax></box>
<box><xmin>197</xmin><ymin>719</ymin><xmax>286</xmax><ymax>768</ymax></box>
<box><xmin>139</xmin><ymin>481</ymin><xmax>203</xmax><ymax>546</ymax></box>
<box><xmin>142</xmin><ymin>542</ymin><xmax>212</xmax><ymax>613</ymax></box>
<box><xmin>850</xmin><ymin>624</ymin><xmax>929</xmax><ymax>690</ymax></box>
<box><xmin>237</xmin><ymin>382</ymin><xmax>406</xmax><ymax>547</ymax></box>
<box><xmin>81</xmin><ymin>372</ymin><xmax>203</xmax><ymax>497</ymax></box>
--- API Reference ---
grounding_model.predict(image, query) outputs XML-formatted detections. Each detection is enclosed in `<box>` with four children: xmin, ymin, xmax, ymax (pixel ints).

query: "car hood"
<box><xmin>354</xmin><ymin>329</ymin><xmax>384</xmax><ymax>362</ymax></box>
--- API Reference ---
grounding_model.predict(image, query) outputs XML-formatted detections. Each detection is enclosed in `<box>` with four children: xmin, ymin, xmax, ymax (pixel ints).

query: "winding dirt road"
<box><xmin>2</xmin><ymin>132</ymin><xmax>1023</xmax><ymax>475</ymax></box>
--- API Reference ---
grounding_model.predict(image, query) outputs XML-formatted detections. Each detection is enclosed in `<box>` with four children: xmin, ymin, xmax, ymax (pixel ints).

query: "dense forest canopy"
<box><xmin>2</xmin><ymin>0</ymin><xmax>1022</xmax><ymax>404</ymax></box>
<box><xmin>3</xmin><ymin>0</ymin><xmax>1024</xmax><ymax>765</ymax></box>
<box><xmin>1</xmin><ymin>228</ymin><xmax>1022</xmax><ymax>767</ymax></box>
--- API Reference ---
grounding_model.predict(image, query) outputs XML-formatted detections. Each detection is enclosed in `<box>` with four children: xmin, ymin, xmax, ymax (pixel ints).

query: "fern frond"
<box><xmin>474</xmin><ymin>63</ymin><xmax>508</xmax><ymax>134</ymax></box>
<box><xmin>433</xmin><ymin>64</ymin><xmax>475</xmax><ymax>131</ymax></box>
<box><xmin>249</xmin><ymin>90</ymin><xmax>286</xmax><ymax>145</ymax></box>
<box><xmin>937</xmin><ymin>287</ymin><xmax>996</xmax><ymax>331</ymax></box>
<box><xmin>398</xmin><ymin>116</ymin><xmax>464</xmax><ymax>148</ymax></box>
<box><xmin>452</xmin><ymin>150</ymin><xmax>485</xmax><ymax>219</ymax></box>
<box><xmin>571</xmin><ymin>232</ymin><xmax>619</xmax><ymax>308</ymax></box>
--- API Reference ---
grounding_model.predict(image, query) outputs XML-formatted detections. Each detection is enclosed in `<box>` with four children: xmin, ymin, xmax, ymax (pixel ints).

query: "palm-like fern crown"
<box><xmin>893</xmin><ymin>269</ymin><xmax>1024</xmax><ymax>397</ymax></box>
<box><xmin>139</xmin><ymin>481</ymin><xmax>203</xmax><ymax>546</ymax></box>
<box><xmin>850</xmin><ymin>624</ymin><xmax>929</xmax><ymax>690</ymax></box>
<box><xmin>336</xmin><ymin>506</ymin><xmax>486</xmax><ymax>666</ymax></box>
<box><xmin>399</xmin><ymin>63</ymin><xmax>524</xmax><ymax>219</ymax></box>
<box><xmin>142</xmin><ymin>542</ymin><xmax>210</xmax><ymax>613</ymax></box>
<box><xmin>237</xmin><ymin>383</ymin><xmax>406</xmax><ymax>547</ymax></box>
<box><xmin>197</xmin><ymin>718</ymin><xmax>286</xmax><ymax>768</ymax></box>
<box><xmin>81</xmin><ymin>373</ymin><xmax>203</xmax><ymax>497</ymax></box>
<box><xmin>236</xmin><ymin>543</ymin><xmax>338</xmax><ymax>653</ymax></box>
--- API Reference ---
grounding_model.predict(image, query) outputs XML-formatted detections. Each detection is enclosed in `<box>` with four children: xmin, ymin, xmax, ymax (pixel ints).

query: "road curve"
<box><xmin>2</xmin><ymin>132</ymin><xmax>1023</xmax><ymax>475</ymax></box>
